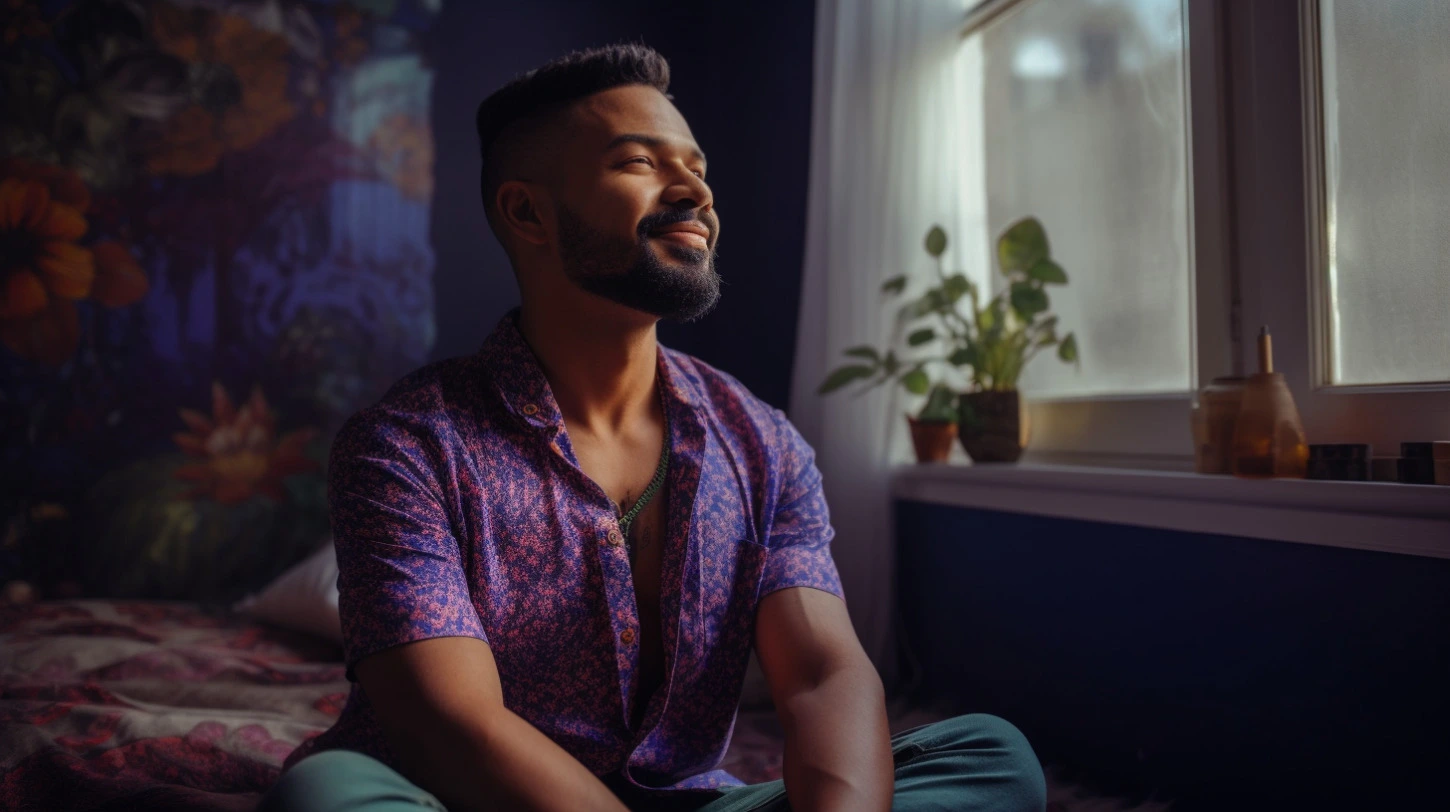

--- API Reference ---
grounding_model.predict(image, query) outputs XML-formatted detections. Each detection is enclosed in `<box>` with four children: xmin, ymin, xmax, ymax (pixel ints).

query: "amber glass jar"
<box><xmin>1191</xmin><ymin>377</ymin><xmax>1246</xmax><ymax>474</ymax></box>
<box><xmin>1230</xmin><ymin>328</ymin><xmax>1308</xmax><ymax>479</ymax></box>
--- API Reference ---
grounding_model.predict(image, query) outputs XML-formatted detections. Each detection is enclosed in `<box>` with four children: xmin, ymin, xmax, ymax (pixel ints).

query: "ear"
<box><xmin>495</xmin><ymin>181</ymin><xmax>550</xmax><ymax>248</ymax></box>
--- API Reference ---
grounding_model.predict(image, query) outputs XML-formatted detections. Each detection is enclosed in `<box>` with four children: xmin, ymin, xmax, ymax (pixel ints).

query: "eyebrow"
<box><xmin>605</xmin><ymin>133</ymin><xmax>707</xmax><ymax>166</ymax></box>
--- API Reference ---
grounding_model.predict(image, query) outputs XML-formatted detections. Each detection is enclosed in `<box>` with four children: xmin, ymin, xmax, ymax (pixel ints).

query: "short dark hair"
<box><xmin>475</xmin><ymin>43</ymin><xmax>672</xmax><ymax>232</ymax></box>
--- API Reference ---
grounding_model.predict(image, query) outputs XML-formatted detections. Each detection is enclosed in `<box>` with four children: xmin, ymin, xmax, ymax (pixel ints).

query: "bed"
<box><xmin>0</xmin><ymin>599</ymin><xmax>798</xmax><ymax>812</ymax></box>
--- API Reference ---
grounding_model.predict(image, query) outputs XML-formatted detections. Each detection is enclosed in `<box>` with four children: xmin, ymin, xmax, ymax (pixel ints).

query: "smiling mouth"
<box><xmin>651</xmin><ymin>231</ymin><xmax>710</xmax><ymax>250</ymax></box>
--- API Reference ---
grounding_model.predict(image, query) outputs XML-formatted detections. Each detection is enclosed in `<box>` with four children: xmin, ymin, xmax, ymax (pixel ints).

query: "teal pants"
<box><xmin>261</xmin><ymin>714</ymin><xmax>1045</xmax><ymax>812</ymax></box>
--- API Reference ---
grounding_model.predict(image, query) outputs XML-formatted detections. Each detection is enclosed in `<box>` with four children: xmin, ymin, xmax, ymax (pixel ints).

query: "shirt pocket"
<box><xmin>695</xmin><ymin>532</ymin><xmax>770</xmax><ymax>655</ymax></box>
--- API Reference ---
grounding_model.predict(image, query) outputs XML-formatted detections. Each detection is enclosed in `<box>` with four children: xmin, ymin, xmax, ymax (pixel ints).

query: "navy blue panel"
<box><xmin>894</xmin><ymin>499</ymin><xmax>1450</xmax><ymax>810</ymax></box>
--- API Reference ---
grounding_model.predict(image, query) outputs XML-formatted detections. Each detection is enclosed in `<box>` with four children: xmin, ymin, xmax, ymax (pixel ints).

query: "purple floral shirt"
<box><xmin>284</xmin><ymin>309</ymin><xmax>844</xmax><ymax>794</ymax></box>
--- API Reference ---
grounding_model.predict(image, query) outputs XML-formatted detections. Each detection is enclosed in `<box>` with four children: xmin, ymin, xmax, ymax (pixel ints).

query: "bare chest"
<box><xmin>570</xmin><ymin>434</ymin><xmax>670</xmax><ymax>701</ymax></box>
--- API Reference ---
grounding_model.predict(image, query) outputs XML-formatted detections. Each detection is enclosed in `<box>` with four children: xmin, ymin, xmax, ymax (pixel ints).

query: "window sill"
<box><xmin>891</xmin><ymin>462</ymin><xmax>1450</xmax><ymax>560</ymax></box>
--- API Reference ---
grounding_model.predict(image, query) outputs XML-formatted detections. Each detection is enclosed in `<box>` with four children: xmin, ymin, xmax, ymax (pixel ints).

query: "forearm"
<box><xmin>394</xmin><ymin>706</ymin><xmax>628</xmax><ymax>812</ymax></box>
<box><xmin>778</xmin><ymin>662</ymin><xmax>893</xmax><ymax>812</ymax></box>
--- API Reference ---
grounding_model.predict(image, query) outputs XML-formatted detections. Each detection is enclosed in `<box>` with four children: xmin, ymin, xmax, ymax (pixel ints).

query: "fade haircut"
<box><xmin>475</xmin><ymin>43</ymin><xmax>672</xmax><ymax>240</ymax></box>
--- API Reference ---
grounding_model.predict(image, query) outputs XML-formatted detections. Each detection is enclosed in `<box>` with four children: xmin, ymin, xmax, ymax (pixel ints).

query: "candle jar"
<box><xmin>1231</xmin><ymin>372</ymin><xmax>1308</xmax><ymax>479</ymax></box>
<box><xmin>1191</xmin><ymin>377</ymin><xmax>1247</xmax><ymax>475</ymax></box>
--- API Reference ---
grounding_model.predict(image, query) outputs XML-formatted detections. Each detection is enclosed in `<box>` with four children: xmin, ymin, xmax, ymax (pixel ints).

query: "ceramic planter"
<box><xmin>957</xmin><ymin>390</ymin><xmax>1028</xmax><ymax>463</ymax></box>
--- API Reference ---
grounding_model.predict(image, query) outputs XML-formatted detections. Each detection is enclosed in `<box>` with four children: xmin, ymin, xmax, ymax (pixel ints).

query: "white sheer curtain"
<box><xmin>788</xmin><ymin>0</ymin><xmax>986</xmax><ymax>686</ymax></box>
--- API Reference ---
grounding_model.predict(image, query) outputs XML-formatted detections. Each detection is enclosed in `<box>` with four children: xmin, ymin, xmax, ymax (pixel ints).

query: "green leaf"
<box><xmin>901</xmin><ymin>368</ymin><xmax>930</xmax><ymax>395</ymax></box>
<box><xmin>1009</xmin><ymin>282</ymin><xmax>1049</xmax><ymax>319</ymax></box>
<box><xmin>882</xmin><ymin>351</ymin><xmax>900</xmax><ymax>375</ymax></box>
<box><xmin>919</xmin><ymin>384</ymin><xmax>959</xmax><ymax>422</ymax></box>
<box><xmin>949</xmin><ymin>346</ymin><xmax>975</xmax><ymax>367</ymax></box>
<box><xmin>818</xmin><ymin>364</ymin><xmax>876</xmax><ymax>394</ymax></box>
<box><xmin>924</xmin><ymin>225</ymin><xmax>948</xmax><ymax>258</ymax></box>
<box><xmin>907</xmin><ymin>327</ymin><xmax>936</xmax><ymax>347</ymax></box>
<box><xmin>906</xmin><ymin>289</ymin><xmax>949</xmax><ymax>319</ymax></box>
<box><xmin>1026</xmin><ymin>259</ymin><xmax>1068</xmax><ymax>285</ymax></box>
<box><xmin>881</xmin><ymin>275</ymin><xmax>907</xmax><ymax>295</ymax></box>
<box><xmin>997</xmin><ymin>217</ymin><xmax>1049</xmax><ymax>273</ymax></box>
<box><xmin>978</xmin><ymin>299</ymin><xmax>1000</xmax><ymax>332</ymax></box>
<box><xmin>1058</xmin><ymin>333</ymin><xmax>1079</xmax><ymax>363</ymax></box>
<box><xmin>843</xmin><ymin>345</ymin><xmax>880</xmax><ymax>362</ymax></box>
<box><xmin>943</xmin><ymin>274</ymin><xmax>972</xmax><ymax>302</ymax></box>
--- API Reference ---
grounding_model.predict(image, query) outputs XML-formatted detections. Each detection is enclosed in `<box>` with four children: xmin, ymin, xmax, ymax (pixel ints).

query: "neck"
<box><xmin>516</xmin><ymin>298</ymin><xmax>660</xmax><ymax>440</ymax></box>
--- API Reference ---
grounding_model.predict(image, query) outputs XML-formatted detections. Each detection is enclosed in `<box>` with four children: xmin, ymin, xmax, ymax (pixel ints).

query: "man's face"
<box><xmin>550</xmin><ymin>85</ymin><xmax>721</xmax><ymax>323</ymax></box>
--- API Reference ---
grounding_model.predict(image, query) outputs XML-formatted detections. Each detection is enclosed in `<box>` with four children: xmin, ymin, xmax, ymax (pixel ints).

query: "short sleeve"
<box><xmin>329</xmin><ymin>411</ymin><xmax>488</xmax><ymax>681</ymax></box>
<box><xmin>758</xmin><ymin>409</ymin><xmax>845</xmax><ymax>601</ymax></box>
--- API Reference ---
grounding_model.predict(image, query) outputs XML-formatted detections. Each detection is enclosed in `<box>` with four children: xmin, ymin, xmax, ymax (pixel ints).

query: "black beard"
<box><xmin>555</xmin><ymin>203</ymin><xmax>721</xmax><ymax>323</ymax></box>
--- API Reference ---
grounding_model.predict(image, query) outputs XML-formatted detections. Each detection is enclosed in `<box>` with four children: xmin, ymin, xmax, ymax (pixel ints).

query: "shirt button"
<box><xmin>620</xmin><ymin>628</ymin><xmax>635</xmax><ymax>644</ymax></box>
<box><xmin>607</xmin><ymin>529</ymin><xmax>623</xmax><ymax>546</ymax></box>
<box><xmin>521</xmin><ymin>403</ymin><xmax>539</xmax><ymax>416</ymax></box>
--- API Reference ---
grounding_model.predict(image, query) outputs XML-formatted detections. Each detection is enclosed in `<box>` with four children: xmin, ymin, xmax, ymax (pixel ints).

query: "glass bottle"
<box><xmin>1231</xmin><ymin>327</ymin><xmax>1308</xmax><ymax>479</ymax></box>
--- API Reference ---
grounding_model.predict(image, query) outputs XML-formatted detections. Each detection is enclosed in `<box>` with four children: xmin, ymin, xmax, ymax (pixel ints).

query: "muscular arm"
<box><xmin>756</xmin><ymin>587</ymin><xmax>893</xmax><ymax>812</ymax></box>
<box><xmin>356</xmin><ymin>636</ymin><xmax>628</xmax><ymax>812</ymax></box>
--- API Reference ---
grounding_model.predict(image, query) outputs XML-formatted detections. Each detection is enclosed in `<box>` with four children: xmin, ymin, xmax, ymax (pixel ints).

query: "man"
<box><xmin>262</xmin><ymin>44</ymin><xmax>1044</xmax><ymax>812</ymax></box>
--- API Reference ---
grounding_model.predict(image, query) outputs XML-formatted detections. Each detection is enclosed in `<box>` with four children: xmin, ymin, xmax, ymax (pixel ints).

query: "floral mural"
<box><xmin>0</xmin><ymin>0</ymin><xmax>442</xmax><ymax>602</ymax></box>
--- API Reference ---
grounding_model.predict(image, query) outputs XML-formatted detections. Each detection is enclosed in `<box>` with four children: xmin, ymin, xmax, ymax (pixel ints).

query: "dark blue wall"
<box><xmin>894</xmin><ymin>500</ymin><xmax>1450</xmax><ymax>811</ymax></box>
<box><xmin>426</xmin><ymin>2</ymin><xmax>817</xmax><ymax>411</ymax></box>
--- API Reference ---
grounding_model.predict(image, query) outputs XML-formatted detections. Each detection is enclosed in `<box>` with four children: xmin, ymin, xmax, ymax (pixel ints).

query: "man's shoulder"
<box><xmin>663</xmin><ymin>347</ymin><xmax>791</xmax><ymax>442</ymax></box>
<box><xmin>333</xmin><ymin>354</ymin><xmax>487</xmax><ymax>460</ymax></box>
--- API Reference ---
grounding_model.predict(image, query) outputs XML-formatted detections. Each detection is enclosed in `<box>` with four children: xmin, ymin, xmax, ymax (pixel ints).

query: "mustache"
<box><xmin>637</xmin><ymin>209</ymin><xmax>717</xmax><ymax>242</ymax></box>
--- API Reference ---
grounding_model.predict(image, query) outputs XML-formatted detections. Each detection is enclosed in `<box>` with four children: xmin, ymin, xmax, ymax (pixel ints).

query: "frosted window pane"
<box><xmin>970</xmin><ymin>0</ymin><xmax>1193</xmax><ymax>398</ymax></box>
<box><xmin>1321</xmin><ymin>0</ymin><xmax>1450</xmax><ymax>386</ymax></box>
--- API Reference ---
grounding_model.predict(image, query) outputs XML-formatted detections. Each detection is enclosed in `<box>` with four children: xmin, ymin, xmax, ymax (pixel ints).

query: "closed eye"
<box><xmin>622</xmin><ymin>156</ymin><xmax>704</xmax><ymax>180</ymax></box>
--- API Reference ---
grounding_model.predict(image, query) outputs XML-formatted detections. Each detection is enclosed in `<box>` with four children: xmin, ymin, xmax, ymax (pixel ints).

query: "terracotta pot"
<box><xmin>907</xmin><ymin>416</ymin><xmax>957</xmax><ymax>463</ymax></box>
<box><xmin>957</xmin><ymin>390</ymin><xmax>1028</xmax><ymax>463</ymax></box>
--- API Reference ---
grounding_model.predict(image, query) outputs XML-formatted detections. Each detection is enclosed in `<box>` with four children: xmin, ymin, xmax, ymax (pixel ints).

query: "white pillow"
<box><xmin>234</xmin><ymin>538</ymin><xmax>341</xmax><ymax>643</ymax></box>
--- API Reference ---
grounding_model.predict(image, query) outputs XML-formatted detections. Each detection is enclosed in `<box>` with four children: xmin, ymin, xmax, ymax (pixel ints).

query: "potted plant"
<box><xmin>815</xmin><ymin>229</ymin><xmax>966</xmax><ymax>462</ymax></box>
<box><xmin>946</xmin><ymin>218</ymin><xmax>1079</xmax><ymax>462</ymax></box>
<box><xmin>818</xmin><ymin>218</ymin><xmax>1079</xmax><ymax>464</ymax></box>
<box><xmin>816</xmin><ymin>356</ymin><xmax>961</xmax><ymax>464</ymax></box>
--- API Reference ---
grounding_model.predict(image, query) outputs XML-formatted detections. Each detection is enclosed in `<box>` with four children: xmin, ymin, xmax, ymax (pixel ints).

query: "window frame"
<box><xmin>1300</xmin><ymin>0</ymin><xmax>1450</xmax><ymax>397</ymax></box>
<box><xmin>957</xmin><ymin>0</ymin><xmax>1450</xmax><ymax>468</ymax></box>
<box><xmin>1237</xmin><ymin>0</ymin><xmax>1450</xmax><ymax>460</ymax></box>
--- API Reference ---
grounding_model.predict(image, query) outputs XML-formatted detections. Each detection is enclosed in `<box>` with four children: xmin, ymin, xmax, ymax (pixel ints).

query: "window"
<box><xmin>966</xmin><ymin>0</ymin><xmax>1193</xmax><ymax>399</ymax></box>
<box><xmin>1315</xmin><ymin>0</ymin><xmax>1450</xmax><ymax>387</ymax></box>
<box><xmin>952</xmin><ymin>0</ymin><xmax>1450</xmax><ymax>466</ymax></box>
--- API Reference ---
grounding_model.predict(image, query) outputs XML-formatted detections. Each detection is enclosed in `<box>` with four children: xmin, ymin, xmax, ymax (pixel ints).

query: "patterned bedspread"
<box><xmin>0</xmin><ymin>600</ymin><xmax>347</xmax><ymax>812</ymax></box>
<box><xmin>0</xmin><ymin>600</ymin><xmax>795</xmax><ymax>812</ymax></box>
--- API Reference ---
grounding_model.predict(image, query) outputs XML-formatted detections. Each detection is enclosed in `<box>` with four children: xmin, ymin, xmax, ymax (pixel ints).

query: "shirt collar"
<box><xmin>478</xmin><ymin>307</ymin><xmax>699</xmax><ymax>434</ymax></box>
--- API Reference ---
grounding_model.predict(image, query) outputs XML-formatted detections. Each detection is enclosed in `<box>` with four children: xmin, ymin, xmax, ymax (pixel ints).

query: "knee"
<box><xmin>260</xmin><ymin>750</ymin><xmax>420</xmax><ymax>812</ymax></box>
<box><xmin>945</xmin><ymin>714</ymin><xmax>1047</xmax><ymax>808</ymax></box>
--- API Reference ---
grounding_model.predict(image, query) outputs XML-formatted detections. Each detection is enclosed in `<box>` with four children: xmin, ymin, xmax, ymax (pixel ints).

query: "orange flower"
<box><xmin>173</xmin><ymin>382</ymin><xmax>319</xmax><ymax>504</ymax></box>
<box><xmin>213</xmin><ymin>14</ymin><xmax>296</xmax><ymax>152</ymax></box>
<box><xmin>369</xmin><ymin>115</ymin><xmax>434</xmax><ymax>201</ymax></box>
<box><xmin>145</xmin><ymin>9</ymin><xmax>296</xmax><ymax>176</ymax></box>
<box><xmin>150</xmin><ymin>1</ymin><xmax>204</xmax><ymax>61</ymax></box>
<box><xmin>0</xmin><ymin>160</ymin><xmax>148</xmax><ymax>365</ymax></box>
<box><xmin>145</xmin><ymin>105</ymin><xmax>226</xmax><ymax>177</ymax></box>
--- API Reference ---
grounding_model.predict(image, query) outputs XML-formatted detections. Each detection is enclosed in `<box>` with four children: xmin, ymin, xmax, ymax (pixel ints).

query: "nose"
<box><xmin>662</xmin><ymin>166</ymin><xmax>713</xmax><ymax>215</ymax></box>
